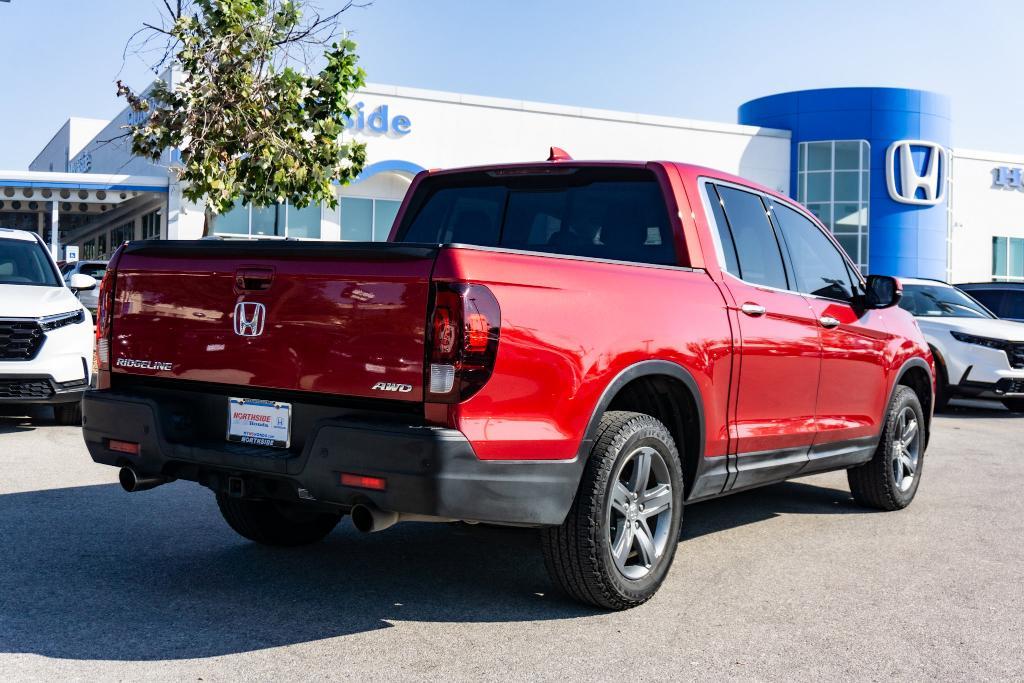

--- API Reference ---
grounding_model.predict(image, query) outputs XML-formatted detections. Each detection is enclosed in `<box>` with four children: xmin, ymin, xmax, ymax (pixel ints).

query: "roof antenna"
<box><xmin>547</xmin><ymin>146</ymin><xmax>573</xmax><ymax>162</ymax></box>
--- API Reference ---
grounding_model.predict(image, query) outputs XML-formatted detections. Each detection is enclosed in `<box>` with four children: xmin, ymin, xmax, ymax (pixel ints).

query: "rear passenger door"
<box><xmin>768</xmin><ymin>199</ymin><xmax>890</xmax><ymax>451</ymax></box>
<box><xmin>703</xmin><ymin>182</ymin><xmax>822</xmax><ymax>487</ymax></box>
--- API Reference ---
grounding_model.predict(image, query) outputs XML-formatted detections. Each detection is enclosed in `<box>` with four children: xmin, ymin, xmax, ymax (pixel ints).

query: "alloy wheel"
<box><xmin>607</xmin><ymin>445</ymin><xmax>674</xmax><ymax>580</ymax></box>
<box><xmin>891</xmin><ymin>406</ymin><xmax>921</xmax><ymax>492</ymax></box>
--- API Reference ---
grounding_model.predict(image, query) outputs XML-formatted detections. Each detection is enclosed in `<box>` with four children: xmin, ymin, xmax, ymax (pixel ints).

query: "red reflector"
<box><xmin>108</xmin><ymin>439</ymin><xmax>140</xmax><ymax>455</ymax></box>
<box><xmin>340</xmin><ymin>473</ymin><xmax>387</xmax><ymax>491</ymax></box>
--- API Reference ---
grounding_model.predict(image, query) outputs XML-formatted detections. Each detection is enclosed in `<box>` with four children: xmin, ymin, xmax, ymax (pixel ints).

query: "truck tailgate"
<box><xmin>109</xmin><ymin>241</ymin><xmax>437</xmax><ymax>402</ymax></box>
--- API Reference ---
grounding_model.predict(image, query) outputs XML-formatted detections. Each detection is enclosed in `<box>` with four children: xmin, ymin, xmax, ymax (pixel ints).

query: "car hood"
<box><xmin>917</xmin><ymin>316</ymin><xmax>1024</xmax><ymax>342</ymax></box>
<box><xmin>0</xmin><ymin>284</ymin><xmax>84</xmax><ymax>318</ymax></box>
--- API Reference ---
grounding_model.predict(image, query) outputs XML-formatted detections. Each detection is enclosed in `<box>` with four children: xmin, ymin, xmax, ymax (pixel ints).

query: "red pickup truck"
<box><xmin>83</xmin><ymin>155</ymin><xmax>934</xmax><ymax>609</ymax></box>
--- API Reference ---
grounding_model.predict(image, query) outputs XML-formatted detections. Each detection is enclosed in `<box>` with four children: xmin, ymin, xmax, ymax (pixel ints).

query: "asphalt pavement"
<box><xmin>0</xmin><ymin>401</ymin><xmax>1021</xmax><ymax>681</ymax></box>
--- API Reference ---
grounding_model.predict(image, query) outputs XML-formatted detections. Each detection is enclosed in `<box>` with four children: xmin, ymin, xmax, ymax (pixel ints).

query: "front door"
<box><xmin>768</xmin><ymin>200</ymin><xmax>889</xmax><ymax>460</ymax></box>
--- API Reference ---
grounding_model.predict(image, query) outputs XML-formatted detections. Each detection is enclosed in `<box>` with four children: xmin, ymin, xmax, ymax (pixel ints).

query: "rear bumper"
<box><xmin>82</xmin><ymin>390</ymin><xmax>582</xmax><ymax>526</ymax></box>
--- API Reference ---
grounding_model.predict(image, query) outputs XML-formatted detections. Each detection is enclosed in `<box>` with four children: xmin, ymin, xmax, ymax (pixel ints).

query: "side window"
<box><xmin>715</xmin><ymin>185</ymin><xmax>788</xmax><ymax>290</ymax></box>
<box><xmin>771</xmin><ymin>201</ymin><xmax>858</xmax><ymax>302</ymax></box>
<box><xmin>703</xmin><ymin>182</ymin><xmax>740</xmax><ymax>276</ymax></box>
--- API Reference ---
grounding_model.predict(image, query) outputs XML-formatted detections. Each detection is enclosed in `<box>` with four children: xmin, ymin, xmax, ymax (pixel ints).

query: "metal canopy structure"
<box><xmin>0</xmin><ymin>171</ymin><xmax>168</xmax><ymax>259</ymax></box>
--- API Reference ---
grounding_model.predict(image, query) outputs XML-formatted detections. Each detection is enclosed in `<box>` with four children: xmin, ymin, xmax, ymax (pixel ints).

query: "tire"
<box><xmin>848</xmin><ymin>386</ymin><xmax>926</xmax><ymax>511</ymax></box>
<box><xmin>216</xmin><ymin>492</ymin><xmax>342</xmax><ymax>546</ymax></box>
<box><xmin>541</xmin><ymin>411</ymin><xmax>684</xmax><ymax>610</ymax></box>
<box><xmin>53</xmin><ymin>401</ymin><xmax>82</xmax><ymax>425</ymax></box>
<box><xmin>1002</xmin><ymin>399</ymin><xmax>1024</xmax><ymax>413</ymax></box>
<box><xmin>931</xmin><ymin>349</ymin><xmax>951</xmax><ymax>412</ymax></box>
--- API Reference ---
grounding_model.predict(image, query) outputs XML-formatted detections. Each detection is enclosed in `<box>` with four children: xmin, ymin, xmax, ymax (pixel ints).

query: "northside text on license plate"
<box><xmin>227</xmin><ymin>397</ymin><xmax>291</xmax><ymax>448</ymax></box>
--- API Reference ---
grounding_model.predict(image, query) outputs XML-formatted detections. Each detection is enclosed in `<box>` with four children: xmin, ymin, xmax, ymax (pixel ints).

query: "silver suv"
<box><xmin>60</xmin><ymin>260</ymin><xmax>108</xmax><ymax>316</ymax></box>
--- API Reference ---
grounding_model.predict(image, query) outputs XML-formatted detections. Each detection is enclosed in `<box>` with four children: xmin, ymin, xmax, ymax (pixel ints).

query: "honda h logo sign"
<box><xmin>886</xmin><ymin>140</ymin><xmax>947</xmax><ymax>206</ymax></box>
<box><xmin>233</xmin><ymin>301</ymin><xmax>266</xmax><ymax>337</ymax></box>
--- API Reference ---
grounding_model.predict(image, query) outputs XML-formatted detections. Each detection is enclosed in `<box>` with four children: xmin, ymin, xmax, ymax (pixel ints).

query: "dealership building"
<box><xmin>3</xmin><ymin>80</ymin><xmax>1023</xmax><ymax>283</ymax></box>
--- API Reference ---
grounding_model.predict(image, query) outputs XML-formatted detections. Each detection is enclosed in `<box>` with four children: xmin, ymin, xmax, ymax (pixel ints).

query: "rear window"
<box><xmin>395</xmin><ymin>167</ymin><xmax>678</xmax><ymax>266</ymax></box>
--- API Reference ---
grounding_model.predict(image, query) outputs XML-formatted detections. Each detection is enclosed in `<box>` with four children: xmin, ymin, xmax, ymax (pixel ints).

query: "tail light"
<box><xmin>95</xmin><ymin>271</ymin><xmax>115</xmax><ymax>371</ymax></box>
<box><xmin>426</xmin><ymin>282</ymin><xmax>500</xmax><ymax>403</ymax></box>
<box><xmin>93</xmin><ymin>249</ymin><xmax>123</xmax><ymax>389</ymax></box>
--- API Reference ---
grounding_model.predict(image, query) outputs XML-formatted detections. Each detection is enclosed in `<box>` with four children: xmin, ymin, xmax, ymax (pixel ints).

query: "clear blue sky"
<box><xmin>0</xmin><ymin>0</ymin><xmax>1019</xmax><ymax>169</ymax></box>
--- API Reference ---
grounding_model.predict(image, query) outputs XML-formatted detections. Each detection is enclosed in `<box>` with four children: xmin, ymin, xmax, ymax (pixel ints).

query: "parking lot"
<box><xmin>0</xmin><ymin>402</ymin><xmax>1021</xmax><ymax>681</ymax></box>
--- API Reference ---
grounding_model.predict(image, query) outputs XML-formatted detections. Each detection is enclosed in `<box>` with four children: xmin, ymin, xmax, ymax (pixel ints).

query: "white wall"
<box><xmin>28</xmin><ymin>117</ymin><xmax>107</xmax><ymax>172</ymax></box>
<box><xmin>950</xmin><ymin>149</ymin><xmax>1024</xmax><ymax>282</ymax></box>
<box><xmin>344</xmin><ymin>84</ymin><xmax>792</xmax><ymax>194</ymax></box>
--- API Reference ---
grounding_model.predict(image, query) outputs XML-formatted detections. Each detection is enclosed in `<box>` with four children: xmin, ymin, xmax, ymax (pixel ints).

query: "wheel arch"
<box><xmin>576</xmin><ymin>361</ymin><xmax>705</xmax><ymax>497</ymax></box>
<box><xmin>892</xmin><ymin>356</ymin><xmax>934</xmax><ymax>445</ymax></box>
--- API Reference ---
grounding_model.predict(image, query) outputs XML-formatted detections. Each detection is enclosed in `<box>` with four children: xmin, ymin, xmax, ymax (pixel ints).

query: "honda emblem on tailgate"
<box><xmin>233</xmin><ymin>301</ymin><xmax>266</xmax><ymax>337</ymax></box>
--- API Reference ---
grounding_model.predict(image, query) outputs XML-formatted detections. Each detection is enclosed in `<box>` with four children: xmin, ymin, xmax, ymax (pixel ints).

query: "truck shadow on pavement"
<box><xmin>0</xmin><ymin>477</ymin><xmax>863</xmax><ymax>661</ymax></box>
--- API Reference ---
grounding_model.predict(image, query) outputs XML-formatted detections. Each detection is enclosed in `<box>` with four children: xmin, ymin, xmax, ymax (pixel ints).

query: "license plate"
<box><xmin>227</xmin><ymin>397</ymin><xmax>291</xmax><ymax>448</ymax></box>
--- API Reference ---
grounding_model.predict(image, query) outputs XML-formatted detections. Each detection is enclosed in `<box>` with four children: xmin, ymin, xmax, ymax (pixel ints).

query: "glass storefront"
<box><xmin>797</xmin><ymin>140</ymin><xmax>870</xmax><ymax>273</ymax></box>
<box><xmin>340</xmin><ymin>197</ymin><xmax>402</xmax><ymax>241</ymax></box>
<box><xmin>141</xmin><ymin>210</ymin><xmax>161</xmax><ymax>240</ymax></box>
<box><xmin>215</xmin><ymin>201</ymin><xmax>323</xmax><ymax>239</ymax></box>
<box><xmin>993</xmin><ymin>236</ymin><xmax>1024</xmax><ymax>282</ymax></box>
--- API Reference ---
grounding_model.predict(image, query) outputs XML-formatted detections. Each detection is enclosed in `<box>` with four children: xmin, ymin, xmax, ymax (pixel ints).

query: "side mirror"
<box><xmin>865</xmin><ymin>274</ymin><xmax>902</xmax><ymax>309</ymax></box>
<box><xmin>69</xmin><ymin>273</ymin><xmax>98</xmax><ymax>292</ymax></box>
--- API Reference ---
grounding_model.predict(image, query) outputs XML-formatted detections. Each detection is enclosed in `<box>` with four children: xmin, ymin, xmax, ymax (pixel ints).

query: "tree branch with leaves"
<box><xmin>117</xmin><ymin>0</ymin><xmax>369</xmax><ymax>235</ymax></box>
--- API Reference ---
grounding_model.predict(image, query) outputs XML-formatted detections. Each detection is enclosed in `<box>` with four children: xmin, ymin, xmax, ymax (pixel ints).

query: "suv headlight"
<box><xmin>39</xmin><ymin>309</ymin><xmax>86</xmax><ymax>331</ymax></box>
<box><xmin>950</xmin><ymin>331</ymin><xmax>1010</xmax><ymax>351</ymax></box>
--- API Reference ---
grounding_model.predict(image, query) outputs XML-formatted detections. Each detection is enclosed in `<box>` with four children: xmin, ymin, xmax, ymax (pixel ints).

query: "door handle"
<box><xmin>235</xmin><ymin>267</ymin><xmax>274</xmax><ymax>291</ymax></box>
<box><xmin>740</xmin><ymin>303</ymin><xmax>766</xmax><ymax>317</ymax></box>
<box><xmin>819</xmin><ymin>316</ymin><xmax>841</xmax><ymax>329</ymax></box>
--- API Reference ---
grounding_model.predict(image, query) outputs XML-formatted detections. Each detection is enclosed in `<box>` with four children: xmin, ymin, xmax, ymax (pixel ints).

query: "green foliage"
<box><xmin>118</xmin><ymin>0</ymin><xmax>367</xmax><ymax>217</ymax></box>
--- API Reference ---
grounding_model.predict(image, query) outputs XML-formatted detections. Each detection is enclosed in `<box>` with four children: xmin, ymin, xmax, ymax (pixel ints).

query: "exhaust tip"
<box><xmin>118</xmin><ymin>466</ymin><xmax>139</xmax><ymax>492</ymax></box>
<box><xmin>118</xmin><ymin>466</ymin><xmax>168</xmax><ymax>493</ymax></box>
<box><xmin>350</xmin><ymin>503</ymin><xmax>400</xmax><ymax>533</ymax></box>
<box><xmin>351</xmin><ymin>504</ymin><xmax>374</xmax><ymax>533</ymax></box>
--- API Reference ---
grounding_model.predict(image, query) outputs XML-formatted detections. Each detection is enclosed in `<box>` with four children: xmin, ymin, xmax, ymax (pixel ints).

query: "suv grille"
<box><xmin>0</xmin><ymin>378</ymin><xmax>54</xmax><ymax>399</ymax></box>
<box><xmin>0</xmin><ymin>319</ymin><xmax>45</xmax><ymax>360</ymax></box>
<box><xmin>1010</xmin><ymin>343</ymin><xmax>1024</xmax><ymax>370</ymax></box>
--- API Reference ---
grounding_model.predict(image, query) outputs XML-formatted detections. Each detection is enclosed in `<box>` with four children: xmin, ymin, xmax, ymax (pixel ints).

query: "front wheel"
<box><xmin>216</xmin><ymin>493</ymin><xmax>342</xmax><ymax>546</ymax></box>
<box><xmin>541</xmin><ymin>411</ymin><xmax>684</xmax><ymax>610</ymax></box>
<box><xmin>848</xmin><ymin>386</ymin><xmax>926</xmax><ymax>511</ymax></box>
<box><xmin>1003</xmin><ymin>399</ymin><xmax>1024</xmax><ymax>413</ymax></box>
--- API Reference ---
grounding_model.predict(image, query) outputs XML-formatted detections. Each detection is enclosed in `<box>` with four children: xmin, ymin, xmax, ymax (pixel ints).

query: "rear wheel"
<box><xmin>216</xmin><ymin>493</ymin><xmax>342</xmax><ymax>546</ymax></box>
<box><xmin>1003</xmin><ymin>399</ymin><xmax>1024</xmax><ymax>413</ymax></box>
<box><xmin>848</xmin><ymin>386</ymin><xmax>925</xmax><ymax>511</ymax></box>
<box><xmin>541</xmin><ymin>411</ymin><xmax>684</xmax><ymax>610</ymax></box>
<box><xmin>53</xmin><ymin>401</ymin><xmax>82</xmax><ymax>426</ymax></box>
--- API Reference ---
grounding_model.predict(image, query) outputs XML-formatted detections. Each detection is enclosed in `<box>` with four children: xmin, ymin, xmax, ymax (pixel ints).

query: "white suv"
<box><xmin>898</xmin><ymin>278</ymin><xmax>1024</xmax><ymax>412</ymax></box>
<box><xmin>0</xmin><ymin>228</ymin><xmax>96</xmax><ymax>424</ymax></box>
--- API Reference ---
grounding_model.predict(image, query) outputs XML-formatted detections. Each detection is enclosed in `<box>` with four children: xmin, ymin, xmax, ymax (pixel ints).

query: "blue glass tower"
<box><xmin>739</xmin><ymin>88</ymin><xmax>952</xmax><ymax>279</ymax></box>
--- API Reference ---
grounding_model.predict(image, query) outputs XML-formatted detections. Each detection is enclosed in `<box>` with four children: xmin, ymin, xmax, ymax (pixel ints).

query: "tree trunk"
<box><xmin>203</xmin><ymin>205</ymin><xmax>217</xmax><ymax>237</ymax></box>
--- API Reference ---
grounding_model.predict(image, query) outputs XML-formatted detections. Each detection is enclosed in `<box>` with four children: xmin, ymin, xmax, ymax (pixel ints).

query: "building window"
<box><xmin>214</xmin><ymin>201</ymin><xmax>321</xmax><ymax>239</ymax></box>
<box><xmin>109</xmin><ymin>221</ymin><xmax>134</xmax><ymax>252</ymax></box>
<box><xmin>97</xmin><ymin>234</ymin><xmax>107</xmax><ymax>257</ymax></box>
<box><xmin>141</xmin><ymin>210</ymin><xmax>161</xmax><ymax>240</ymax></box>
<box><xmin>340</xmin><ymin>197</ymin><xmax>401</xmax><ymax>241</ymax></box>
<box><xmin>797</xmin><ymin>140</ymin><xmax>870</xmax><ymax>273</ymax></box>
<box><xmin>993</xmin><ymin>237</ymin><xmax>1024</xmax><ymax>282</ymax></box>
<box><xmin>82</xmin><ymin>239</ymin><xmax>96</xmax><ymax>260</ymax></box>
